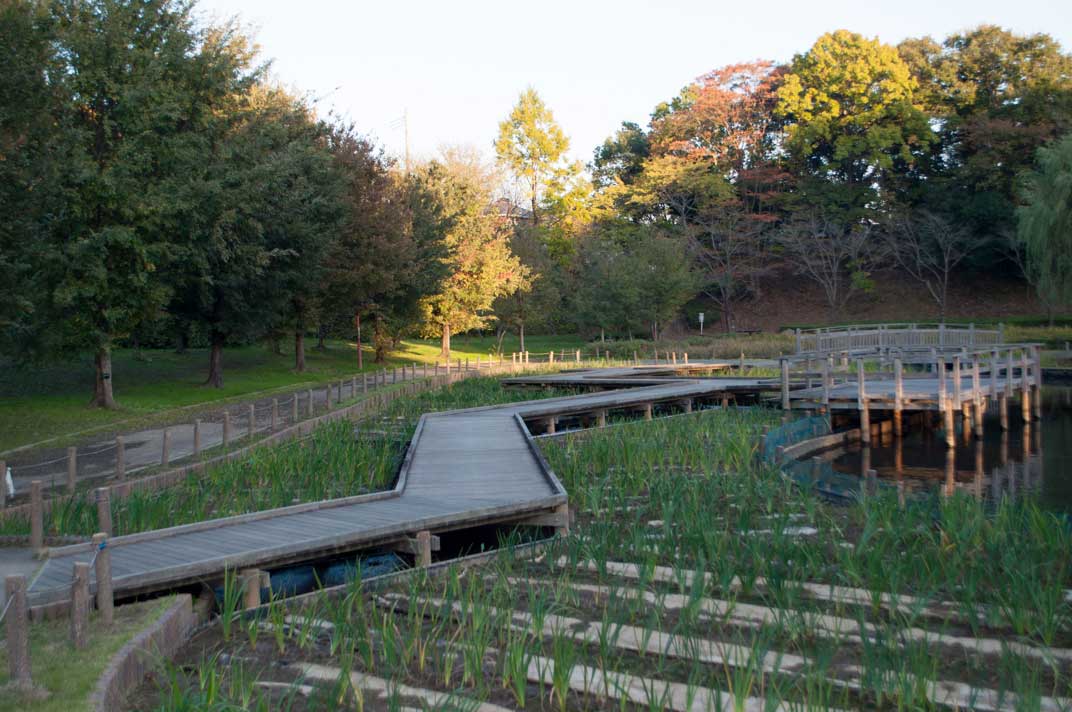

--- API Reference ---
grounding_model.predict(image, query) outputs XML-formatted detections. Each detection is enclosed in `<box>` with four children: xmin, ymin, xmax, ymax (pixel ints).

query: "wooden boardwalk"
<box><xmin>27</xmin><ymin>366</ymin><xmax>747</xmax><ymax>608</ymax></box>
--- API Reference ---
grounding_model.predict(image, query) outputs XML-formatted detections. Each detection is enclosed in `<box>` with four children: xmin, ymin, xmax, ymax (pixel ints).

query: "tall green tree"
<box><xmin>0</xmin><ymin>1</ymin><xmax>67</xmax><ymax>352</ymax></box>
<box><xmin>900</xmin><ymin>26</ymin><xmax>1072</xmax><ymax>239</ymax></box>
<box><xmin>1019</xmin><ymin>133</ymin><xmax>1072</xmax><ymax>315</ymax></box>
<box><xmin>40</xmin><ymin>0</ymin><xmax>256</xmax><ymax>406</ymax></box>
<box><xmin>170</xmin><ymin>84</ymin><xmax>339</xmax><ymax>387</ymax></box>
<box><xmin>417</xmin><ymin>150</ymin><xmax>529</xmax><ymax>359</ymax></box>
<box><xmin>776</xmin><ymin>30</ymin><xmax>935</xmax><ymax>214</ymax></box>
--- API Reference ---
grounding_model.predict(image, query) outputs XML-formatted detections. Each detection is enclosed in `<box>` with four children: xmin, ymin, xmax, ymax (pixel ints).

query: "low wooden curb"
<box><xmin>89</xmin><ymin>594</ymin><xmax>197</xmax><ymax>712</ymax></box>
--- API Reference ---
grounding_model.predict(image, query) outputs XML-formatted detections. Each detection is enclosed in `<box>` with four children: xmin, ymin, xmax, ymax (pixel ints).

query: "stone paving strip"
<box><xmin>374</xmin><ymin>589</ymin><xmax>1068</xmax><ymax>712</ymax></box>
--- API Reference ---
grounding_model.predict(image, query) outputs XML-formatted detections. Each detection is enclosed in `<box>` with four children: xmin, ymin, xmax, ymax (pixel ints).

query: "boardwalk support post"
<box><xmin>394</xmin><ymin>532</ymin><xmax>440</xmax><ymax>567</ymax></box>
<box><xmin>241</xmin><ymin>569</ymin><xmax>262</xmax><ymax>609</ymax></box>
<box><xmin>856</xmin><ymin>360</ymin><xmax>870</xmax><ymax>444</ymax></box>
<box><xmin>520</xmin><ymin>504</ymin><xmax>570</xmax><ymax>535</ymax></box>
<box><xmin>893</xmin><ymin>358</ymin><xmax>904</xmax><ymax>436</ymax></box>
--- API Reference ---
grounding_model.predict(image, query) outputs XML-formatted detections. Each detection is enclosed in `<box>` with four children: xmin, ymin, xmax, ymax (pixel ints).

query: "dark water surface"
<box><xmin>828</xmin><ymin>386</ymin><xmax>1072</xmax><ymax>512</ymax></box>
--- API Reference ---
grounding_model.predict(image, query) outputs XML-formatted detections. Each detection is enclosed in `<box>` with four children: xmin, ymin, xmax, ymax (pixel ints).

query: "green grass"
<box><xmin>0</xmin><ymin>596</ymin><xmax>176</xmax><ymax>712</ymax></box>
<box><xmin>0</xmin><ymin>334</ymin><xmax>583</xmax><ymax>453</ymax></box>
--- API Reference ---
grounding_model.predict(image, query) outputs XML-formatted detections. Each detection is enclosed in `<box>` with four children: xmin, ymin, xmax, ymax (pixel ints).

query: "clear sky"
<box><xmin>196</xmin><ymin>0</ymin><xmax>1071</xmax><ymax>167</ymax></box>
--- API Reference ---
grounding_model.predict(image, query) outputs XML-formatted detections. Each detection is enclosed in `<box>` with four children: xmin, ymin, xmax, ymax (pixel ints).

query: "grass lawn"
<box><xmin>0</xmin><ymin>596</ymin><xmax>176</xmax><ymax>712</ymax></box>
<box><xmin>0</xmin><ymin>334</ymin><xmax>583</xmax><ymax>453</ymax></box>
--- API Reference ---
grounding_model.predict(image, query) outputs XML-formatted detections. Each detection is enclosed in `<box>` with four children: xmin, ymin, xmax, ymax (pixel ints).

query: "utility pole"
<box><xmin>403</xmin><ymin>108</ymin><xmax>410</xmax><ymax>174</ymax></box>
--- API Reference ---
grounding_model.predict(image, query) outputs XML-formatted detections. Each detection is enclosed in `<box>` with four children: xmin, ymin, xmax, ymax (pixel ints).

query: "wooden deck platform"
<box><xmin>27</xmin><ymin>367</ymin><xmax>744</xmax><ymax>608</ymax></box>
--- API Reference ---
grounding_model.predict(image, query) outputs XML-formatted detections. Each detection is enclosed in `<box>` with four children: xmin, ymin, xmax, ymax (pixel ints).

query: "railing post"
<box><xmin>271</xmin><ymin>398</ymin><xmax>278</xmax><ymax>431</ymax></box>
<box><xmin>794</xmin><ymin>328</ymin><xmax>801</xmax><ymax>352</ymax></box>
<box><xmin>116</xmin><ymin>435</ymin><xmax>126</xmax><ymax>479</ymax></box>
<box><xmin>223</xmin><ymin>410</ymin><xmax>232</xmax><ymax>446</ymax></box>
<box><xmin>67</xmin><ymin>446</ymin><xmax>77</xmax><ymax>494</ymax></box>
<box><xmin>30</xmin><ymin>481</ymin><xmax>43</xmax><ymax>554</ymax></box>
<box><xmin>92</xmin><ymin>532</ymin><xmax>113</xmax><ymax>626</ymax></box>
<box><xmin>5</xmin><ymin>574</ymin><xmax>31</xmax><ymax>685</ymax></box>
<box><xmin>780</xmin><ymin>358</ymin><xmax>790</xmax><ymax>410</ymax></box>
<box><xmin>96</xmin><ymin>487</ymin><xmax>112</xmax><ymax>536</ymax></box>
<box><xmin>160</xmin><ymin>428</ymin><xmax>170</xmax><ymax>466</ymax></box>
<box><xmin>247</xmin><ymin>404</ymin><xmax>256</xmax><ymax>440</ymax></box>
<box><xmin>70</xmin><ymin>561</ymin><xmax>90</xmax><ymax>649</ymax></box>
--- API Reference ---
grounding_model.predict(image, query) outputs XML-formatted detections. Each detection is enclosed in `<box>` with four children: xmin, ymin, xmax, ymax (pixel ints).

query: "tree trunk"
<box><xmin>354</xmin><ymin>313</ymin><xmax>363</xmax><ymax>369</ymax></box>
<box><xmin>440</xmin><ymin>323</ymin><xmax>451</xmax><ymax>361</ymax></box>
<box><xmin>206</xmin><ymin>332</ymin><xmax>224</xmax><ymax>388</ymax></box>
<box><xmin>174</xmin><ymin>330</ymin><xmax>188</xmax><ymax>355</ymax></box>
<box><xmin>294</xmin><ymin>330</ymin><xmax>306</xmax><ymax>372</ymax></box>
<box><xmin>316</xmin><ymin>324</ymin><xmax>326</xmax><ymax>351</ymax></box>
<box><xmin>374</xmin><ymin>315</ymin><xmax>388</xmax><ymax>363</ymax></box>
<box><xmin>519</xmin><ymin>322</ymin><xmax>525</xmax><ymax>352</ymax></box>
<box><xmin>91</xmin><ymin>347</ymin><xmax>116</xmax><ymax>409</ymax></box>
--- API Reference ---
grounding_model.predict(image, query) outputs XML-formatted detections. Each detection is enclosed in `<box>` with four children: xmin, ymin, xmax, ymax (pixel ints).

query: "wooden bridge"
<box><xmin>26</xmin><ymin>366</ymin><xmax>770</xmax><ymax>609</ymax></box>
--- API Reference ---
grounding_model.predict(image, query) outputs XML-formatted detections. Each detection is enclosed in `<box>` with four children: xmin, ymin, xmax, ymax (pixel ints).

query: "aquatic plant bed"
<box><xmin>0</xmin><ymin>376</ymin><xmax>575</xmax><ymax>539</ymax></box>
<box><xmin>128</xmin><ymin>408</ymin><xmax>1072</xmax><ymax>710</ymax></box>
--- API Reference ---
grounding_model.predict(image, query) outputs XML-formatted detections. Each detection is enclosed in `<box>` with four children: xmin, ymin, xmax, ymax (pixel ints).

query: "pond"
<box><xmin>827</xmin><ymin>385</ymin><xmax>1072</xmax><ymax>512</ymax></box>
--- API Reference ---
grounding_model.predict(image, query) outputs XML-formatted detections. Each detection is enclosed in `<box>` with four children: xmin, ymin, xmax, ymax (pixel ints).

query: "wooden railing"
<box><xmin>794</xmin><ymin>323</ymin><xmax>1005</xmax><ymax>355</ymax></box>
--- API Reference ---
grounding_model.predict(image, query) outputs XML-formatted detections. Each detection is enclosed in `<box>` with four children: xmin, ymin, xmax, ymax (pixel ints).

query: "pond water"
<box><xmin>826</xmin><ymin>385</ymin><xmax>1072</xmax><ymax>512</ymax></box>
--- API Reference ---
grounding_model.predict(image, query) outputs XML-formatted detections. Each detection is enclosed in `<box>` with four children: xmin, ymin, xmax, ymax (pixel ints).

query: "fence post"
<box><xmin>70</xmin><ymin>561</ymin><xmax>90</xmax><ymax>649</ymax></box>
<box><xmin>223</xmin><ymin>410</ymin><xmax>232</xmax><ymax>446</ymax></box>
<box><xmin>4</xmin><ymin>574</ymin><xmax>31</xmax><ymax>686</ymax></box>
<box><xmin>193</xmin><ymin>420</ymin><xmax>201</xmax><ymax>458</ymax></box>
<box><xmin>247</xmin><ymin>404</ymin><xmax>256</xmax><ymax>440</ymax></box>
<box><xmin>115</xmin><ymin>436</ymin><xmax>125</xmax><ymax>480</ymax></box>
<box><xmin>96</xmin><ymin>487</ymin><xmax>112</xmax><ymax>536</ymax></box>
<box><xmin>307</xmin><ymin>389</ymin><xmax>314</xmax><ymax>417</ymax></box>
<box><xmin>0</xmin><ymin>459</ymin><xmax>5</xmax><ymax>510</ymax></box>
<box><xmin>271</xmin><ymin>399</ymin><xmax>278</xmax><ymax>431</ymax></box>
<box><xmin>363</xmin><ymin>372</ymin><xmax>369</xmax><ymax>394</ymax></box>
<box><xmin>92</xmin><ymin>532</ymin><xmax>113</xmax><ymax>626</ymax></box>
<box><xmin>30</xmin><ymin>481</ymin><xmax>43</xmax><ymax>554</ymax></box>
<box><xmin>794</xmin><ymin>328</ymin><xmax>801</xmax><ymax>352</ymax></box>
<box><xmin>576</xmin><ymin>349</ymin><xmax>581</xmax><ymax>363</ymax></box>
<box><xmin>291</xmin><ymin>395</ymin><xmax>298</xmax><ymax>424</ymax></box>
<box><xmin>67</xmin><ymin>446</ymin><xmax>77</xmax><ymax>493</ymax></box>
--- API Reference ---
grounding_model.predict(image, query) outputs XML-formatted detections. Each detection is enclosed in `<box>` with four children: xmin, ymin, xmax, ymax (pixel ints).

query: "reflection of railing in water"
<box><xmin>767</xmin><ymin>412</ymin><xmax>1046</xmax><ymax>506</ymax></box>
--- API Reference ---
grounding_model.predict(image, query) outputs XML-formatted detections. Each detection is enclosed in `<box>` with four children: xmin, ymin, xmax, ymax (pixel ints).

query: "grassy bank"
<box><xmin>0</xmin><ymin>596</ymin><xmax>175</xmax><ymax>712</ymax></box>
<box><xmin>0</xmin><ymin>334</ymin><xmax>583</xmax><ymax>453</ymax></box>
<box><xmin>138</xmin><ymin>408</ymin><xmax>1072</xmax><ymax>710</ymax></box>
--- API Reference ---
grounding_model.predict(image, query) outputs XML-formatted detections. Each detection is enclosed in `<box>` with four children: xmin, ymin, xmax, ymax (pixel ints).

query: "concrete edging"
<box><xmin>89</xmin><ymin>593</ymin><xmax>197</xmax><ymax>712</ymax></box>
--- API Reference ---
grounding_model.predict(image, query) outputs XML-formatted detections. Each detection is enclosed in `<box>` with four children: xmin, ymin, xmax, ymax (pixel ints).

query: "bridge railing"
<box><xmin>794</xmin><ymin>323</ymin><xmax>1004</xmax><ymax>355</ymax></box>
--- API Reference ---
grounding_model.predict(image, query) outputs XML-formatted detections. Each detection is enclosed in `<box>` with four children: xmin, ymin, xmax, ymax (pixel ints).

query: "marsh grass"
<box><xmin>136</xmin><ymin>396</ymin><xmax>1072</xmax><ymax>710</ymax></box>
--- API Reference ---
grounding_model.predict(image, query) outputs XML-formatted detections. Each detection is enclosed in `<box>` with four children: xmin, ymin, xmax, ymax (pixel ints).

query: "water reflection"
<box><xmin>824</xmin><ymin>386</ymin><xmax>1072</xmax><ymax>511</ymax></box>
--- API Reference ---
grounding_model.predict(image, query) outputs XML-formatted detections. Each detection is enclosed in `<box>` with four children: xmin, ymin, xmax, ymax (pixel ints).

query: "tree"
<box><xmin>591</xmin><ymin>121</ymin><xmax>650</xmax><ymax>189</ymax></box>
<box><xmin>776</xmin><ymin>30</ymin><xmax>935</xmax><ymax>214</ymax></box>
<box><xmin>417</xmin><ymin>150</ymin><xmax>529</xmax><ymax>359</ymax></box>
<box><xmin>493</xmin><ymin>227</ymin><xmax>560</xmax><ymax>352</ymax></box>
<box><xmin>170</xmin><ymin>84</ymin><xmax>338</xmax><ymax>387</ymax></box>
<box><xmin>1019</xmin><ymin>133</ymin><xmax>1072</xmax><ymax>315</ymax></box>
<box><xmin>774</xmin><ymin>212</ymin><xmax>884</xmax><ymax>315</ymax></box>
<box><xmin>885</xmin><ymin>211</ymin><xmax>976</xmax><ymax>320</ymax></box>
<box><xmin>321</xmin><ymin>127</ymin><xmax>445</xmax><ymax>365</ymax></box>
<box><xmin>688</xmin><ymin>209</ymin><xmax>773</xmax><ymax>332</ymax></box>
<box><xmin>39</xmin><ymin>0</ymin><xmax>257</xmax><ymax>406</ymax></box>
<box><xmin>628</xmin><ymin>232</ymin><xmax>700</xmax><ymax>340</ymax></box>
<box><xmin>495</xmin><ymin>88</ymin><xmax>581</xmax><ymax>227</ymax></box>
<box><xmin>0</xmin><ymin>1</ymin><xmax>68</xmax><ymax>354</ymax></box>
<box><xmin>900</xmin><ymin>27</ymin><xmax>1072</xmax><ymax>241</ymax></box>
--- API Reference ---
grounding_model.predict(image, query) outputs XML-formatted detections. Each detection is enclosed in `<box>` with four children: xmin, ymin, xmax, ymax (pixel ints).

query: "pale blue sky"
<box><xmin>197</xmin><ymin>0</ymin><xmax>1070</xmax><ymax>166</ymax></box>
